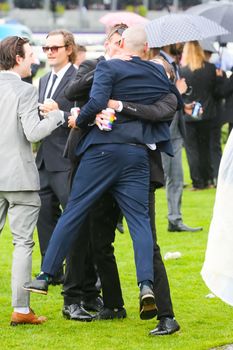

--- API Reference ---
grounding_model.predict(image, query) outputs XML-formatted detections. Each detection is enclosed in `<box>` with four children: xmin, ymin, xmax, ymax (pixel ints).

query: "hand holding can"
<box><xmin>40</xmin><ymin>98</ymin><xmax>58</xmax><ymax>116</ymax></box>
<box><xmin>96</xmin><ymin>108</ymin><xmax>116</xmax><ymax>131</ymax></box>
<box><xmin>68</xmin><ymin>107</ymin><xmax>80</xmax><ymax>128</ymax></box>
<box><xmin>191</xmin><ymin>102</ymin><xmax>202</xmax><ymax>118</ymax></box>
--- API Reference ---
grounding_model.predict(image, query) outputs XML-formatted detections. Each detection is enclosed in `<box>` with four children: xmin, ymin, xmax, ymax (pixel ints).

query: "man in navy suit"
<box><xmin>36</xmin><ymin>29</ymin><xmax>102</xmax><ymax>320</ymax></box>
<box><xmin>36</xmin><ymin>29</ymin><xmax>77</xmax><ymax>284</ymax></box>
<box><xmin>24</xmin><ymin>25</ymin><xmax>178</xmax><ymax>321</ymax></box>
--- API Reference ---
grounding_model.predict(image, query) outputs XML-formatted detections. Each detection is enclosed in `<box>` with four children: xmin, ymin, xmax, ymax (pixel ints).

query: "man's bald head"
<box><xmin>121</xmin><ymin>25</ymin><xmax>148</xmax><ymax>57</ymax></box>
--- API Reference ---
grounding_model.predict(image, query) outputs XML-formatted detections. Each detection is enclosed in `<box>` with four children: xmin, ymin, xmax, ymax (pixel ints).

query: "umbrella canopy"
<box><xmin>199</xmin><ymin>39</ymin><xmax>217</xmax><ymax>53</ymax></box>
<box><xmin>99</xmin><ymin>11</ymin><xmax>149</xmax><ymax>29</ymax></box>
<box><xmin>145</xmin><ymin>13</ymin><xmax>229</xmax><ymax>48</ymax></box>
<box><xmin>0</xmin><ymin>23</ymin><xmax>32</xmax><ymax>41</ymax></box>
<box><xmin>186</xmin><ymin>1</ymin><xmax>233</xmax><ymax>43</ymax></box>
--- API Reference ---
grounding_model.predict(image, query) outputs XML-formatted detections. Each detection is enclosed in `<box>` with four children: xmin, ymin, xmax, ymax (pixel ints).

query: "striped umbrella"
<box><xmin>145</xmin><ymin>13</ymin><xmax>229</xmax><ymax>48</ymax></box>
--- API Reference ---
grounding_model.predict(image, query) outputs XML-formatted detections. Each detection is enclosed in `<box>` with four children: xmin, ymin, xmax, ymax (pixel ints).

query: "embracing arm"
<box><xmin>64</xmin><ymin>59</ymin><xmax>98</xmax><ymax>102</ymax></box>
<box><xmin>108</xmin><ymin>93</ymin><xmax>178</xmax><ymax>122</ymax></box>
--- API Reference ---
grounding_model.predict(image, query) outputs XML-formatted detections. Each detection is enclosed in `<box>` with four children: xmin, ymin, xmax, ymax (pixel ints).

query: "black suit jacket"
<box><xmin>36</xmin><ymin>64</ymin><xmax>77</xmax><ymax>171</ymax></box>
<box><xmin>215</xmin><ymin>73</ymin><xmax>233</xmax><ymax>124</ymax></box>
<box><xmin>63</xmin><ymin>57</ymin><xmax>105</xmax><ymax>162</ymax></box>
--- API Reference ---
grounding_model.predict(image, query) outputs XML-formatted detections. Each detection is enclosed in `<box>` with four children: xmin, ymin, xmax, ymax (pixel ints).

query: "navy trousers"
<box><xmin>42</xmin><ymin>143</ymin><xmax>154</xmax><ymax>284</ymax></box>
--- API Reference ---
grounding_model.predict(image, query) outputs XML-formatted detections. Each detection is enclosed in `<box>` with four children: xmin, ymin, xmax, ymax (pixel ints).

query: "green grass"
<box><xmin>1</xmin><ymin>150</ymin><xmax>233</xmax><ymax>350</ymax></box>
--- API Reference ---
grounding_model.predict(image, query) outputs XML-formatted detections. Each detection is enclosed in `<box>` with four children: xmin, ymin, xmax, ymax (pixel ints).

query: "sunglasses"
<box><xmin>14</xmin><ymin>36</ymin><xmax>28</xmax><ymax>45</ymax></box>
<box><xmin>42</xmin><ymin>45</ymin><xmax>67</xmax><ymax>53</ymax></box>
<box><xmin>107</xmin><ymin>25</ymin><xmax>128</xmax><ymax>40</ymax></box>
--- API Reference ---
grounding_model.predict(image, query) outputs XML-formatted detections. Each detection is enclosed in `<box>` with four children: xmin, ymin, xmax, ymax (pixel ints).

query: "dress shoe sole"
<box><xmin>22</xmin><ymin>287</ymin><xmax>48</xmax><ymax>295</ymax></box>
<box><xmin>140</xmin><ymin>294</ymin><xmax>157</xmax><ymax>320</ymax></box>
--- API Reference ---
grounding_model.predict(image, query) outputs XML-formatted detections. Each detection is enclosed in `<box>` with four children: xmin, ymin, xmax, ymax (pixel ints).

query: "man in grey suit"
<box><xmin>0</xmin><ymin>36</ymin><xmax>64</xmax><ymax>326</ymax></box>
<box><xmin>160</xmin><ymin>44</ymin><xmax>203</xmax><ymax>232</ymax></box>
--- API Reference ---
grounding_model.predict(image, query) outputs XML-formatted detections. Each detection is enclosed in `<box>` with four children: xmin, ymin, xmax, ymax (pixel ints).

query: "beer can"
<box><xmin>192</xmin><ymin>102</ymin><xmax>202</xmax><ymax>118</ymax></box>
<box><xmin>70</xmin><ymin>107</ymin><xmax>80</xmax><ymax>118</ymax></box>
<box><xmin>101</xmin><ymin>108</ymin><xmax>115</xmax><ymax>131</ymax></box>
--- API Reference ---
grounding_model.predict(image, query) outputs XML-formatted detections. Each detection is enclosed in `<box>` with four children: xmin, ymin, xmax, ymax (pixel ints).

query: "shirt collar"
<box><xmin>0</xmin><ymin>70</ymin><xmax>21</xmax><ymax>79</ymax></box>
<box><xmin>51</xmin><ymin>62</ymin><xmax>71</xmax><ymax>79</ymax></box>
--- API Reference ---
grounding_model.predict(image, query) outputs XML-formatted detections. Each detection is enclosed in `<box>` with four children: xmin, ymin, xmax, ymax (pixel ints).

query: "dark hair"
<box><xmin>106</xmin><ymin>23</ymin><xmax>128</xmax><ymax>40</ymax></box>
<box><xmin>46</xmin><ymin>29</ymin><xmax>77</xmax><ymax>64</ymax></box>
<box><xmin>0</xmin><ymin>36</ymin><xmax>29</xmax><ymax>70</ymax></box>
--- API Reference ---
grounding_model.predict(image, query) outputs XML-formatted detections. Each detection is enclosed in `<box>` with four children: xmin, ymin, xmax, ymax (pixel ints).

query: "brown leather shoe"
<box><xmin>10</xmin><ymin>309</ymin><xmax>47</xmax><ymax>326</ymax></box>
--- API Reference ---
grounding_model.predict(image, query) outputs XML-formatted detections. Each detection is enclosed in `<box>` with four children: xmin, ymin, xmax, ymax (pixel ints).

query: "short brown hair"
<box><xmin>46</xmin><ymin>29</ymin><xmax>77</xmax><ymax>64</ymax></box>
<box><xmin>106</xmin><ymin>23</ymin><xmax>128</xmax><ymax>40</ymax></box>
<box><xmin>0</xmin><ymin>36</ymin><xmax>29</xmax><ymax>70</ymax></box>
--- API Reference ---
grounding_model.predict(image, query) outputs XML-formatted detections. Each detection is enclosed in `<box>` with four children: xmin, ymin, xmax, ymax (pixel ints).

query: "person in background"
<box><xmin>160</xmin><ymin>43</ymin><xmax>203</xmax><ymax>232</ymax></box>
<box><xmin>0</xmin><ymin>35</ymin><xmax>64</xmax><ymax>326</ymax></box>
<box><xmin>180</xmin><ymin>41</ymin><xmax>218</xmax><ymax>191</ymax></box>
<box><xmin>74</xmin><ymin>44</ymin><xmax>87</xmax><ymax>68</ymax></box>
<box><xmin>201</xmin><ymin>40</ymin><xmax>223</xmax><ymax>187</ymax></box>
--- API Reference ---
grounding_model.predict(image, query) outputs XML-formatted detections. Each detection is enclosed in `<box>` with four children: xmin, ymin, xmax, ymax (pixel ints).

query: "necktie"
<box><xmin>46</xmin><ymin>74</ymin><xmax>57</xmax><ymax>99</ymax></box>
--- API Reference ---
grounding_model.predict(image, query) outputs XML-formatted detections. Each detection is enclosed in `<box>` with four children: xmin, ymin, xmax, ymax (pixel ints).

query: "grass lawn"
<box><xmin>0</xmin><ymin>150</ymin><xmax>233</xmax><ymax>350</ymax></box>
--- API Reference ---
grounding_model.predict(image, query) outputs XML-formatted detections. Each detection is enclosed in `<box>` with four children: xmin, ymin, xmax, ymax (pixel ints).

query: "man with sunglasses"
<box><xmin>0</xmin><ymin>36</ymin><xmax>64</xmax><ymax>325</ymax></box>
<box><xmin>35</xmin><ymin>29</ymin><xmax>78</xmax><ymax>285</ymax></box>
<box><xmin>36</xmin><ymin>29</ymin><xmax>103</xmax><ymax>321</ymax></box>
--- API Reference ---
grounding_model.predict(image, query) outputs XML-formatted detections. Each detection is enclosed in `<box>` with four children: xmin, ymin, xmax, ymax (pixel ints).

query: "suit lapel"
<box><xmin>39</xmin><ymin>73</ymin><xmax>51</xmax><ymax>102</ymax></box>
<box><xmin>52</xmin><ymin>65</ymin><xmax>75</xmax><ymax>100</ymax></box>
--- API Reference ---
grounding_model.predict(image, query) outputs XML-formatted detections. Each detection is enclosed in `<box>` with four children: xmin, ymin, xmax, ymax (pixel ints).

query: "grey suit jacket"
<box><xmin>0</xmin><ymin>72</ymin><xmax>64</xmax><ymax>191</ymax></box>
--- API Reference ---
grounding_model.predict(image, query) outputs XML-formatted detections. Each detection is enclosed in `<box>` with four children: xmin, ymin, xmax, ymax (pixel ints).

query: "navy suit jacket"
<box><xmin>76</xmin><ymin>57</ymin><xmax>177</xmax><ymax>156</ymax></box>
<box><xmin>36</xmin><ymin>64</ymin><xmax>77</xmax><ymax>171</ymax></box>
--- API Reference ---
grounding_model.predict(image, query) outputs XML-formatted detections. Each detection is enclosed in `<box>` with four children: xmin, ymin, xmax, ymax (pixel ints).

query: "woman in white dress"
<box><xmin>201</xmin><ymin>130</ymin><xmax>233</xmax><ymax>305</ymax></box>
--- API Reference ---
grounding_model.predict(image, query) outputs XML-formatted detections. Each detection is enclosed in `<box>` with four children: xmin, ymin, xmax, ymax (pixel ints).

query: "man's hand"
<box><xmin>184</xmin><ymin>102</ymin><xmax>203</xmax><ymax>116</ymax></box>
<box><xmin>95</xmin><ymin>109</ymin><xmax>116</xmax><ymax>130</ymax></box>
<box><xmin>68</xmin><ymin>115</ymin><xmax>78</xmax><ymax>128</ymax></box>
<box><xmin>39</xmin><ymin>100</ymin><xmax>59</xmax><ymax>117</ymax></box>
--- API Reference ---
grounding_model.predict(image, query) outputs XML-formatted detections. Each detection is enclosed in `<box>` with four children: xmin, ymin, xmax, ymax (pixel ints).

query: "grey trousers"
<box><xmin>161</xmin><ymin>137</ymin><xmax>184</xmax><ymax>225</ymax></box>
<box><xmin>0</xmin><ymin>191</ymin><xmax>40</xmax><ymax>307</ymax></box>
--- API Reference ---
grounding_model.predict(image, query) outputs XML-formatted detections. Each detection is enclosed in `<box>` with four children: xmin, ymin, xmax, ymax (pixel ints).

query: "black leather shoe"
<box><xmin>168</xmin><ymin>222</ymin><xmax>203</xmax><ymax>232</ymax></box>
<box><xmin>94</xmin><ymin>307</ymin><xmax>127</xmax><ymax>320</ymax></box>
<box><xmin>82</xmin><ymin>296</ymin><xmax>104</xmax><ymax>312</ymax></box>
<box><xmin>139</xmin><ymin>282</ymin><xmax>157</xmax><ymax>320</ymax></box>
<box><xmin>23</xmin><ymin>278</ymin><xmax>49</xmax><ymax>295</ymax></box>
<box><xmin>149</xmin><ymin>317</ymin><xmax>180</xmax><ymax>336</ymax></box>
<box><xmin>116</xmin><ymin>222</ymin><xmax>124</xmax><ymax>234</ymax></box>
<box><xmin>49</xmin><ymin>273</ymin><xmax>64</xmax><ymax>286</ymax></box>
<box><xmin>62</xmin><ymin>304</ymin><xmax>93</xmax><ymax>322</ymax></box>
